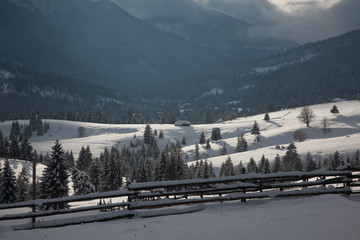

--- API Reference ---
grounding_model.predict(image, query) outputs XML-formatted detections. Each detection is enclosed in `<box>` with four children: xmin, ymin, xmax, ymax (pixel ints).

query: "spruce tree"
<box><xmin>235</xmin><ymin>133</ymin><xmax>248</xmax><ymax>152</ymax></box>
<box><xmin>203</xmin><ymin>104</ymin><xmax>213</xmax><ymax>124</ymax></box>
<box><xmin>103</xmin><ymin>148</ymin><xmax>122</xmax><ymax>191</ymax></box>
<box><xmin>19</xmin><ymin>138</ymin><xmax>33</xmax><ymax>162</ymax></box>
<box><xmin>220</xmin><ymin>143</ymin><xmax>227</xmax><ymax>155</ymax></box>
<box><xmin>71</xmin><ymin>168</ymin><xmax>95</xmax><ymax>195</ymax></box>
<box><xmin>272</xmin><ymin>154</ymin><xmax>282</xmax><ymax>173</ymax></box>
<box><xmin>199</xmin><ymin>131</ymin><xmax>206</xmax><ymax>145</ymax></box>
<box><xmin>143</xmin><ymin>124</ymin><xmax>154</xmax><ymax>145</ymax></box>
<box><xmin>76</xmin><ymin>146</ymin><xmax>93</xmax><ymax>174</ymax></box>
<box><xmin>17</xmin><ymin>167</ymin><xmax>30</xmax><ymax>202</ymax></box>
<box><xmin>211</xmin><ymin>128</ymin><xmax>222</xmax><ymax>141</ymax></box>
<box><xmin>39</xmin><ymin>140</ymin><xmax>69</xmax><ymax>209</ymax></box>
<box><xmin>247</xmin><ymin>157</ymin><xmax>258</xmax><ymax>173</ymax></box>
<box><xmin>194</xmin><ymin>143</ymin><xmax>200</xmax><ymax>160</ymax></box>
<box><xmin>329</xmin><ymin>150</ymin><xmax>341</xmax><ymax>171</ymax></box>
<box><xmin>330</xmin><ymin>105</ymin><xmax>339</xmax><ymax>115</ymax></box>
<box><xmin>305</xmin><ymin>152</ymin><xmax>316</xmax><ymax>172</ymax></box>
<box><xmin>0</xmin><ymin>160</ymin><xmax>17</xmax><ymax>204</ymax></box>
<box><xmin>9</xmin><ymin>121</ymin><xmax>20</xmax><ymax>139</ymax></box>
<box><xmin>205</xmin><ymin>139</ymin><xmax>211</xmax><ymax>149</ymax></box>
<box><xmin>282</xmin><ymin>143</ymin><xmax>299</xmax><ymax>172</ymax></box>
<box><xmin>264</xmin><ymin>113</ymin><xmax>270</xmax><ymax>121</ymax></box>
<box><xmin>9</xmin><ymin>136</ymin><xmax>20</xmax><ymax>159</ymax></box>
<box><xmin>251</xmin><ymin>121</ymin><xmax>261</xmax><ymax>143</ymax></box>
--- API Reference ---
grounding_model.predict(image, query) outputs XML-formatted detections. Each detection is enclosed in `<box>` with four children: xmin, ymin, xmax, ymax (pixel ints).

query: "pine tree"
<box><xmin>17</xmin><ymin>167</ymin><xmax>30</xmax><ymax>202</ymax></box>
<box><xmin>71</xmin><ymin>168</ymin><xmax>95</xmax><ymax>195</ymax></box>
<box><xmin>159</xmin><ymin>130</ymin><xmax>164</xmax><ymax>139</ymax></box>
<box><xmin>235</xmin><ymin>133</ymin><xmax>248</xmax><ymax>152</ymax></box>
<box><xmin>143</xmin><ymin>124</ymin><xmax>154</xmax><ymax>145</ymax></box>
<box><xmin>329</xmin><ymin>150</ymin><xmax>341</xmax><ymax>170</ymax></box>
<box><xmin>9</xmin><ymin>136</ymin><xmax>20</xmax><ymax>159</ymax></box>
<box><xmin>351</xmin><ymin>150</ymin><xmax>360</xmax><ymax>168</ymax></box>
<box><xmin>9</xmin><ymin>121</ymin><xmax>20</xmax><ymax>139</ymax></box>
<box><xmin>219</xmin><ymin>156</ymin><xmax>235</xmax><ymax>177</ymax></box>
<box><xmin>247</xmin><ymin>157</ymin><xmax>258</xmax><ymax>173</ymax></box>
<box><xmin>264</xmin><ymin>113</ymin><xmax>270</xmax><ymax>121</ymax></box>
<box><xmin>305</xmin><ymin>152</ymin><xmax>316</xmax><ymax>172</ymax></box>
<box><xmin>19</xmin><ymin>138</ymin><xmax>33</xmax><ymax>161</ymax></box>
<box><xmin>194</xmin><ymin>143</ymin><xmax>200</xmax><ymax>160</ymax></box>
<box><xmin>282</xmin><ymin>143</ymin><xmax>299</xmax><ymax>172</ymax></box>
<box><xmin>211</xmin><ymin>128</ymin><xmax>222</xmax><ymax>141</ymax></box>
<box><xmin>272</xmin><ymin>154</ymin><xmax>282</xmax><ymax>173</ymax></box>
<box><xmin>330</xmin><ymin>105</ymin><xmax>339</xmax><ymax>115</ymax></box>
<box><xmin>103</xmin><ymin>148</ymin><xmax>122</xmax><ymax>191</ymax></box>
<box><xmin>236</xmin><ymin>161</ymin><xmax>245</xmax><ymax>174</ymax></box>
<box><xmin>258</xmin><ymin>155</ymin><xmax>266</xmax><ymax>173</ymax></box>
<box><xmin>205</xmin><ymin>139</ymin><xmax>211</xmax><ymax>149</ymax></box>
<box><xmin>76</xmin><ymin>146</ymin><xmax>93</xmax><ymax>174</ymax></box>
<box><xmin>263</xmin><ymin>158</ymin><xmax>271</xmax><ymax>174</ymax></box>
<box><xmin>89</xmin><ymin>158</ymin><xmax>102</xmax><ymax>192</ymax></box>
<box><xmin>203</xmin><ymin>104</ymin><xmax>213</xmax><ymax>124</ymax></box>
<box><xmin>0</xmin><ymin>160</ymin><xmax>17</xmax><ymax>204</ymax></box>
<box><xmin>39</xmin><ymin>140</ymin><xmax>69</xmax><ymax>209</ymax></box>
<box><xmin>181</xmin><ymin>136</ymin><xmax>186</xmax><ymax>145</ymax></box>
<box><xmin>199</xmin><ymin>131</ymin><xmax>206</xmax><ymax>145</ymax></box>
<box><xmin>220</xmin><ymin>143</ymin><xmax>227</xmax><ymax>155</ymax></box>
<box><xmin>251</xmin><ymin>121</ymin><xmax>261</xmax><ymax>143</ymax></box>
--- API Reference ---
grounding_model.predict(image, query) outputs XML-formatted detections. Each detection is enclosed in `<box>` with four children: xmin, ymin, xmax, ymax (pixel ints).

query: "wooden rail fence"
<box><xmin>1</xmin><ymin>168</ymin><xmax>359</xmax><ymax>230</ymax></box>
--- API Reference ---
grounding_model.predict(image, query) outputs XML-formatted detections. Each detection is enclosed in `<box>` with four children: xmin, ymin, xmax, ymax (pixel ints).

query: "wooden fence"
<box><xmin>1</xmin><ymin>168</ymin><xmax>359</xmax><ymax>230</ymax></box>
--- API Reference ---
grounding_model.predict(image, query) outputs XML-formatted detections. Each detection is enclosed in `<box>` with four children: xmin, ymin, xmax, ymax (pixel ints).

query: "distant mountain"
<box><xmin>0</xmin><ymin>61</ymin><xmax>125</xmax><ymax>121</ymax></box>
<box><xmin>170</xmin><ymin>30</ymin><xmax>360</xmax><ymax>113</ymax></box>
<box><xmin>0</xmin><ymin>0</ymin><xmax>225</xmax><ymax>91</ymax></box>
<box><xmin>144</xmin><ymin>6</ymin><xmax>297</xmax><ymax>62</ymax></box>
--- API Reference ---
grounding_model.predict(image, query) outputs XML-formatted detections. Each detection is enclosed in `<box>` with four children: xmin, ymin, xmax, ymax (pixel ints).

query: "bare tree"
<box><xmin>293</xmin><ymin>129</ymin><xmax>308</xmax><ymax>142</ymax></box>
<box><xmin>297</xmin><ymin>106</ymin><xmax>315</xmax><ymax>127</ymax></box>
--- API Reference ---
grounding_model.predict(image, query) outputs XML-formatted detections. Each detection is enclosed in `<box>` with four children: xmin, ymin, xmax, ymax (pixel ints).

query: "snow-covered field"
<box><xmin>1</xmin><ymin>195</ymin><xmax>360</xmax><ymax>240</ymax></box>
<box><xmin>1</xmin><ymin>100</ymin><xmax>359</xmax><ymax>171</ymax></box>
<box><xmin>1</xmin><ymin>100</ymin><xmax>360</xmax><ymax>239</ymax></box>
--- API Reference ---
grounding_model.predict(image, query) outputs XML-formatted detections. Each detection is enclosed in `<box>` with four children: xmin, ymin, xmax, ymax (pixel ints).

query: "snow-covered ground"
<box><xmin>1</xmin><ymin>100</ymin><xmax>359</xmax><ymax>172</ymax></box>
<box><xmin>1</xmin><ymin>100</ymin><xmax>360</xmax><ymax>239</ymax></box>
<box><xmin>1</xmin><ymin>194</ymin><xmax>360</xmax><ymax>240</ymax></box>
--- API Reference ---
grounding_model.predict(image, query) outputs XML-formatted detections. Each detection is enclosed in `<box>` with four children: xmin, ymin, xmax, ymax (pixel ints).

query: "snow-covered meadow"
<box><xmin>1</xmin><ymin>100</ymin><xmax>360</xmax><ymax>239</ymax></box>
<box><xmin>1</xmin><ymin>100</ymin><xmax>359</xmax><ymax>171</ymax></box>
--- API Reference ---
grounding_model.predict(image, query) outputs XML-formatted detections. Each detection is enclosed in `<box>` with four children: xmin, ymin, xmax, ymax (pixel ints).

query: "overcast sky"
<box><xmin>111</xmin><ymin>0</ymin><xmax>360</xmax><ymax>44</ymax></box>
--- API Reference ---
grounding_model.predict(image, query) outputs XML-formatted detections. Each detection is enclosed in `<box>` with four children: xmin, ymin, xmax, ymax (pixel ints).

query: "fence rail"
<box><xmin>1</xmin><ymin>168</ymin><xmax>359</xmax><ymax>230</ymax></box>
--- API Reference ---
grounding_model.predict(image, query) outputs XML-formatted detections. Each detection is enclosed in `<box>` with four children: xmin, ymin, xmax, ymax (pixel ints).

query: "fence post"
<box><xmin>32</xmin><ymin>157</ymin><xmax>36</xmax><ymax>225</ymax></box>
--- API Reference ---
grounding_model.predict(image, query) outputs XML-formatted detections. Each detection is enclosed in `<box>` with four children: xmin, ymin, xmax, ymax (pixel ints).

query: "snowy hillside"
<box><xmin>0</xmin><ymin>100</ymin><xmax>359</xmax><ymax>173</ymax></box>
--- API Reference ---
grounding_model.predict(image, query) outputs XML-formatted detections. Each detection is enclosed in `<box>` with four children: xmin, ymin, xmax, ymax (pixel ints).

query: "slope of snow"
<box><xmin>0</xmin><ymin>101</ymin><xmax>359</xmax><ymax>170</ymax></box>
<box><xmin>1</xmin><ymin>194</ymin><xmax>360</xmax><ymax>240</ymax></box>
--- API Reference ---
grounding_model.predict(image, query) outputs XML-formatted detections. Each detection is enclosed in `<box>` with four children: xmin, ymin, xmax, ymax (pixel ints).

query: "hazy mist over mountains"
<box><xmin>0</xmin><ymin>0</ymin><xmax>359</xmax><ymax>122</ymax></box>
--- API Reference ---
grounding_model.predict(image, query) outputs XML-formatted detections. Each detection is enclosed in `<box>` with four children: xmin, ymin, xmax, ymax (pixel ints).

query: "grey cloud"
<box><xmin>110</xmin><ymin>0</ymin><xmax>360</xmax><ymax>44</ymax></box>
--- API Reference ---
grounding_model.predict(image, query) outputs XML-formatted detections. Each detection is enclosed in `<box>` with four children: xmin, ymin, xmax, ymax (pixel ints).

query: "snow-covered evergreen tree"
<box><xmin>194</xmin><ymin>143</ymin><xmax>200</xmax><ymax>160</ymax></box>
<box><xmin>9</xmin><ymin>136</ymin><xmax>20</xmax><ymax>159</ymax></box>
<box><xmin>251</xmin><ymin>121</ymin><xmax>261</xmax><ymax>143</ymax></box>
<box><xmin>235</xmin><ymin>133</ymin><xmax>248</xmax><ymax>152</ymax></box>
<box><xmin>76</xmin><ymin>145</ymin><xmax>93</xmax><ymax>174</ymax></box>
<box><xmin>211</xmin><ymin>128</ymin><xmax>222</xmax><ymax>141</ymax></box>
<box><xmin>102</xmin><ymin>148</ymin><xmax>122</xmax><ymax>191</ymax></box>
<box><xmin>0</xmin><ymin>160</ymin><xmax>17</xmax><ymax>204</ymax></box>
<box><xmin>282</xmin><ymin>143</ymin><xmax>299</xmax><ymax>172</ymax></box>
<box><xmin>19</xmin><ymin>138</ymin><xmax>33</xmax><ymax>161</ymax></box>
<box><xmin>247</xmin><ymin>157</ymin><xmax>258</xmax><ymax>173</ymax></box>
<box><xmin>39</xmin><ymin>140</ymin><xmax>69</xmax><ymax>209</ymax></box>
<box><xmin>89</xmin><ymin>158</ymin><xmax>102</xmax><ymax>192</ymax></box>
<box><xmin>17</xmin><ymin>167</ymin><xmax>30</xmax><ymax>202</ymax></box>
<box><xmin>272</xmin><ymin>154</ymin><xmax>282</xmax><ymax>173</ymax></box>
<box><xmin>199</xmin><ymin>131</ymin><xmax>206</xmax><ymax>145</ymax></box>
<box><xmin>71</xmin><ymin>168</ymin><xmax>95</xmax><ymax>195</ymax></box>
<box><xmin>305</xmin><ymin>152</ymin><xmax>316</xmax><ymax>172</ymax></box>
